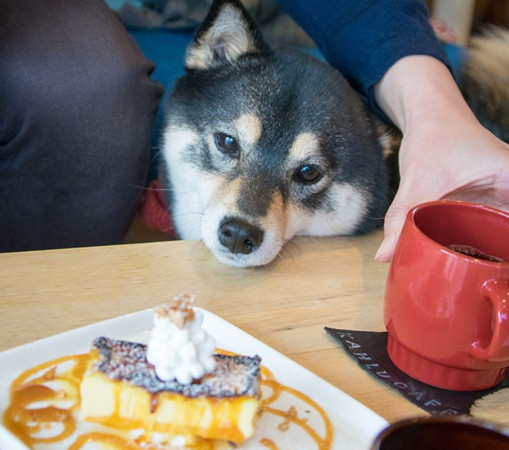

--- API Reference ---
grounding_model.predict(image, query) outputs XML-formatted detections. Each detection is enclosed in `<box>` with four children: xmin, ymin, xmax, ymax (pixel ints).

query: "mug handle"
<box><xmin>471</xmin><ymin>279</ymin><xmax>509</xmax><ymax>362</ymax></box>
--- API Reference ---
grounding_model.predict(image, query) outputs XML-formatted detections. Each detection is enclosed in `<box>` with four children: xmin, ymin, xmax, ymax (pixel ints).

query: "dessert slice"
<box><xmin>80</xmin><ymin>337</ymin><xmax>261</xmax><ymax>446</ymax></box>
<box><xmin>80</xmin><ymin>297</ymin><xmax>261</xmax><ymax>447</ymax></box>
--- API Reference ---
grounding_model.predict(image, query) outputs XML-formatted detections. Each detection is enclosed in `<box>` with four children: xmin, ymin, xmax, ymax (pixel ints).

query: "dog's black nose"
<box><xmin>218</xmin><ymin>218</ymin><xmax>264</xmax><ymax>254</ymax></box>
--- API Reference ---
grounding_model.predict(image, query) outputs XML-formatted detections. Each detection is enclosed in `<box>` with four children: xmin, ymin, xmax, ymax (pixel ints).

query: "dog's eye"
<box><xmin>294</xmin><ymin>164</ymin><xmax>322</xmax><ymax>184</ymax></box>
<box><xmin>214</xmin><ymin>132</ymin><xmax>239</xmax><ymax>157</ymax></box>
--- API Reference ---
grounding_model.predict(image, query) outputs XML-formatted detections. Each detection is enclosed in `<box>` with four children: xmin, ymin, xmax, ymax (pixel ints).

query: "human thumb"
<box><xmin>374</xmin><ymin>198</ymin><xmax>412</xmax><ymax>262</ymax></box>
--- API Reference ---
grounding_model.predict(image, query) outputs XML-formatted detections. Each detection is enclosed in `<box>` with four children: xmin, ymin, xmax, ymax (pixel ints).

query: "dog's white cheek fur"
<box><xmin>291</xmin><ymin>183</ymin><xmax>368</xmax><ymax>236</ymax></box>
<box><xmin>162</xmin><ymin>125</ymin><xmax>218</xmax><ymax>240</ymax></box>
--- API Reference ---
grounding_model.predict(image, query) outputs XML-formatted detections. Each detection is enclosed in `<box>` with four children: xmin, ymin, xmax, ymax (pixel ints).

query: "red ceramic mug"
<box><xmin>384</xmin><ymin>200</ymin><xmax>509</xmax><ymax>391</ymax></box>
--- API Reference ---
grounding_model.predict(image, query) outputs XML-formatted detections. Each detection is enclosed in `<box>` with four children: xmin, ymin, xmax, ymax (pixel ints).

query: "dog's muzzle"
<box><xmin>218</xmin><ymin>217</ymin><xmax>264</xmax><ymax>255</ymax></box>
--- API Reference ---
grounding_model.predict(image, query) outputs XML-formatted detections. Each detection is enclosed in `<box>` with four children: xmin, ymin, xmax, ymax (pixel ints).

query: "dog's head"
<box><xmin>162</xmin><ymin>0</ymin><xmax>391</xmax><ymax>267</ymax></box>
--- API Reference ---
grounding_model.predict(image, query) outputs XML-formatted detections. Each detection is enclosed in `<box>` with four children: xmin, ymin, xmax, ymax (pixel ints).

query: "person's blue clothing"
<box><xmin>276</xmin><ymin>0</ymin><xmax>450</xmax><ymax>115</ymax></box>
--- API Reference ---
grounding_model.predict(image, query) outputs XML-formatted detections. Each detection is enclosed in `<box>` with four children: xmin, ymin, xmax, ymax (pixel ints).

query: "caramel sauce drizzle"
<box><xmin>260</xmin><ymin>437</ymin><xmax>278</xmax><ymax>449</ymax></box>
<box><xmin>3</xmin><ymin>354</ymin><xmax>88</xmax><ymax>447</ymax></box>
<box><xmin>3</xmin><ymin>351</ymin><xmax>334</xmax><ymax>449</ymax></box>
<box><xmin>261</xmin><ymin>378</ymin><xmax>333</xmax><ymax>449</ymax></box>
<box><xmin>68</xmin><ymin>432</ymin><xmax>138</xmax><ymax>450</ymax></box>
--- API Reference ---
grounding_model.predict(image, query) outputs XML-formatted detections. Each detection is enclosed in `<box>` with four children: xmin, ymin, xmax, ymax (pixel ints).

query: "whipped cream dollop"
<box><xmin>146</xmin><ymin>294</ymin><xmax>216</xmax><ymax>384</ymax></box>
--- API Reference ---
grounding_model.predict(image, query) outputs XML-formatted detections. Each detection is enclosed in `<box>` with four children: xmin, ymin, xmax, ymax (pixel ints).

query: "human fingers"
<box><xmin>374</xmin><ymin>181</ymin><xmax>436</xmax><ymax>262</ymax></box>
<box><xmin>374</xmin><ymin>199</ymin><xmax>407</xmax><ymax>263</ymax></box>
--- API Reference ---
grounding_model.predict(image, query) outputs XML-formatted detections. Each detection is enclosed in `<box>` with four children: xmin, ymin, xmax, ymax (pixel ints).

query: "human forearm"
<box><xmin>374</xmin><ymin>55</ymin><xmax>478</xmax><ymax>134</ymax></box>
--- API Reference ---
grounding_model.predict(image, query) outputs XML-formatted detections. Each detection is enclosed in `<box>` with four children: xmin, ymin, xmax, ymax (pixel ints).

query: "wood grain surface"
<box><xmin>0</xmin><ymin>233</ymin><xmax>434</xmax><ymax>423</ymax></box>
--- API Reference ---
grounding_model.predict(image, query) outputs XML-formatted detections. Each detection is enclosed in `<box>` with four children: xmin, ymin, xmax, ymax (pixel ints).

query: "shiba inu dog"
<box><xmin>160</xmin><ymin>0</ymin><xmax>509</xmax><ymax>267</ymax></box>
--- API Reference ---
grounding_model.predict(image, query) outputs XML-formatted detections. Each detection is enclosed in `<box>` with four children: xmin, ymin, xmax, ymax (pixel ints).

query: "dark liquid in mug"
<box><xmin>448</xmin><ymin>244</ymin><xmax>505</xmax><ymax>263</ymax></box>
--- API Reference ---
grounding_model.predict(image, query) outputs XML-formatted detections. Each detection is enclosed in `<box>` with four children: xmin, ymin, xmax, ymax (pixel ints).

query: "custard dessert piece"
<box><xmin>80</xmin><ymin>336</ymin><xmax>262</xmax><ymax>446</ymax></box>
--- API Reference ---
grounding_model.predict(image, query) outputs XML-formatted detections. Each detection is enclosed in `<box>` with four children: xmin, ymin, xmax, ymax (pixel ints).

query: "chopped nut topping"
<box><xmin>155</xmin><ymin>294</ymin><xmax>196</xmax><ymax>329</ymax></box>
<box><xmin>286</xmin><ymin>406</ymin><xmax>297</xmax><ymax>419</ymax></box>
<box><xmin>57</xmin><ymin>389</ymin><xmax>67</xmax><ymax>399</ymax></box>
<box><xmin>43</xmin><ymin>367</ymin><xmax>57</xmax><ymax>381</ymax></box>
<box><xmin>277</xmin><ymin>406</ymin><xmax>298</xmax><ymax>432</ymax></box>
<box><xmin>278</xmin><ymin>420</ymin><xmax>290</xmax><ymax>432</ymax></box>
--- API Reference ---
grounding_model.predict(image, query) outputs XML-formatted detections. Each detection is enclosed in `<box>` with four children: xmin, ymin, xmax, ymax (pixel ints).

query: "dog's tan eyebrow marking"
<box><xmin>289</xmin><ymin>132</ymin><xmax>320</xmax><ymax>162</ymax></box>
<box><xmin>235</xmin><ymin>113</ymin><xmax>262</xmax><ymax>146</ymax></box>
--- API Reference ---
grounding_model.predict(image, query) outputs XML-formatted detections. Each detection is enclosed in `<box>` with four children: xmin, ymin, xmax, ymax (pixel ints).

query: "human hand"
<box><xmin>375</xmin><ymin>117</ymin><xmax>509</xmax><ymax>262</ymax></box>
<box><xmin>373</xmin><ymin>55</ymin><xmax>509</xmax><ymax>262</ymax></box>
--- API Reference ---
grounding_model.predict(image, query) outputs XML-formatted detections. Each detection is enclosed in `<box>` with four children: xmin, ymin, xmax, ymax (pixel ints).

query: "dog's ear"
<box><xmin>185</xmin><ymin>0</ymin><xmax>270</xmax><ymax>70</ymax></box>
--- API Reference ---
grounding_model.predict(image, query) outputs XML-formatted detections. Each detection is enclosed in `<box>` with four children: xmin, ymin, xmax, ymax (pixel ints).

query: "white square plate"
<box><xmin>0</xmin><ymin>307</ymin><xmax>388</xmax><ymax>449</ymax></box>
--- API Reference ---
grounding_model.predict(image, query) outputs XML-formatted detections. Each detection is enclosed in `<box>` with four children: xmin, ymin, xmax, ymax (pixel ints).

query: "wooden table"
<box><xmin>0</xmin><ymin>232</ymin><xmax>506</xmax><ymax>425</ymax></box>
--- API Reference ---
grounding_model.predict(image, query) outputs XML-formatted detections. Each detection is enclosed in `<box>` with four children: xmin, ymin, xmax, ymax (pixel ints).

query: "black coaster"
<box><xmin>325</xmin><ymin>328</ymin><xmax>509</xmax><ymax>416</ymax></box>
